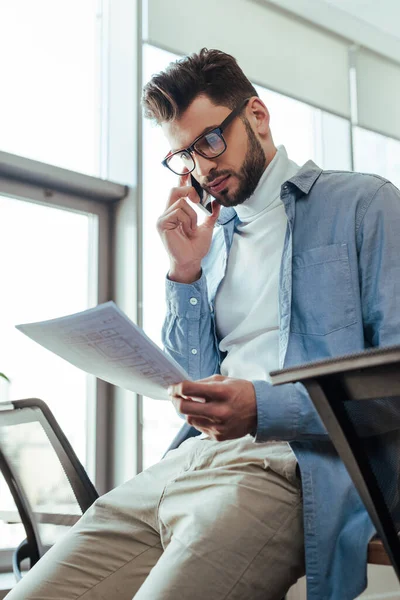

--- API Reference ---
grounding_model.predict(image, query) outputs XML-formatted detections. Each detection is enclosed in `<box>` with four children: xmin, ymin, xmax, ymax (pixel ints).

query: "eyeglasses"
<box><xmin>162</xmin><ymin>97</ymin><xmax>251</xmax><ymax>176</ymax></box>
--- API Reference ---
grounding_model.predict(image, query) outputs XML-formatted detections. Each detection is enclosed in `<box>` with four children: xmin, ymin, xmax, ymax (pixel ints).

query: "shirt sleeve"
<box><xmin>162</xmin><ymin>271</ymin><xmax>221</xmax><ymax>381</ymax></box>
<box><xmin>252</xmin><ymin>380</ymin><xmax>327</xmax><ymax>442</ymax></box>
<box><xmin>357</xmin><ymin>181</ymin><xmax>400</xmax><ymax>347</ymax></box>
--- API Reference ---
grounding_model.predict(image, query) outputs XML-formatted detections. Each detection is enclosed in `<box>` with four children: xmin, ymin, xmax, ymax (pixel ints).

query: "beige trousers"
<box><xmin>6</xmin><ymin>435</ymin><xmax>305</xmax><ymax>600</ymax></box>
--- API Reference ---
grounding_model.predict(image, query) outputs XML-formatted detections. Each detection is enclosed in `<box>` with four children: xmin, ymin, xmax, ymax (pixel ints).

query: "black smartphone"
<box><xmin>190</xmin><ymin>174</ymin><xmax>213</xmax><ymax>214</ymax></box>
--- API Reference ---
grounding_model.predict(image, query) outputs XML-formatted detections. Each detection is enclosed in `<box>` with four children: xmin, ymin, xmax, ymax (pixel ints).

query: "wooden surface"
<box><xmin>368</xmin><ymin>538</ymin><xmax>392</xmax><ymax>566</ymax></box>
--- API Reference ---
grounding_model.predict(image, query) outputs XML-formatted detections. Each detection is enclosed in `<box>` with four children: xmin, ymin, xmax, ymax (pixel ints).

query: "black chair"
<box><xmin>0</xmin><ymin>398</ymin><xmax>98</xmax><ymax>580</ymax></box>
<box><xmin>270</xmin><ymin>345</ymin><xmax>400</xmax><ymax>580</ymax></box>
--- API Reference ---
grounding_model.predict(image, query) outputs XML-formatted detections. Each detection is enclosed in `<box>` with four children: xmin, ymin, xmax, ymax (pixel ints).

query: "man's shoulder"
<box><xmin>319</xmin><ymin>168</ymin><xmax>390</xmax><ymax>189</ymax></box>
<box><xmin>288</xmin><ymin>161</ymin><xmax>393</xmax><ymax>201</ymax></box>
<box><xmin>307</xmin><ymin>166</ymin><xmax>394</xmax><ymax>207</ymax></box>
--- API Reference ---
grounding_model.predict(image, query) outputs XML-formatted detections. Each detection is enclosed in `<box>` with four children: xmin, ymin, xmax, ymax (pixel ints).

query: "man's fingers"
<box><xmin>169</xmin><ymin>379</ymin><xmax>225</xmax><ymax>401</ymax></box>
<box><xmin>164</xmin><ymin>198</ymin><xmax>198</xmax><ymax>228</ymax></box>
<box><xmin>203</xmin><ymin>200</ymin><xmax>221</xmax><ymax>228</ymax></box>
<box><xmin>165</xmin><ymin>184</ymin><xmax>200</xmax><ymax>210</ymax></box>
<box><xmin>186</xmin><ymin>416</ymin><xmax>218</xmax><ymax>429</ymax></box>
<box><xmin>162</xmin><ymin>208</ymin><xmax>195</xmax><ymax>237</ymax></box>
<box><xmin>171</xmin><ymin>397</ymin><xmax>227</xmax><ymax>422</ymax></box>
<box><xmin>179</xmin><ymin>173</ymin><xmax>190</xmax><ymax>187</ymax></box>
<box><xmin>158</xmin><ymin>201</ymin><xmax>199</xmax><ymax>236</ymax></box>
<box><xmin>171</xmin><ymin>397</ymin><xmax>210</xmax><ymax>417</ymax></box>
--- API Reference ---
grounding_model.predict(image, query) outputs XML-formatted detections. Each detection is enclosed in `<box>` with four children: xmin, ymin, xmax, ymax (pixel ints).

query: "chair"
<box><xmin>0</xmin><ymin>398</ymin><xmax>98</xmax><ymax>580</ymax></box>
<box><xmin>270</xmin><ymin>345</ymin><xmax>400</xmax><ymax>580</ymax></box>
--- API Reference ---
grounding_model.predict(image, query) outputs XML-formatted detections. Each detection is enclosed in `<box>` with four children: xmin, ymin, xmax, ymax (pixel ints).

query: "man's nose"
<box><xmin>193</xmin><ymin>153</ymin><xmax>217</xmax><ymax>179</ymax></box>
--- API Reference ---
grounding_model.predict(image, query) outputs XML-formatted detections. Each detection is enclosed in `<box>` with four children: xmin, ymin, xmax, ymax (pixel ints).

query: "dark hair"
<box><xmin>142</xmin><ymin>48</ymin><xmax>258</xmax><ymax>124</ymax></box>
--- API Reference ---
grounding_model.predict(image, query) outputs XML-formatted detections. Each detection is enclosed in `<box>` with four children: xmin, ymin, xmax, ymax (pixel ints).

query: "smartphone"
<box><xmin>190</xmin><ymin>174</ymin><xmax>213</xmax><ymax>214</ymax></box>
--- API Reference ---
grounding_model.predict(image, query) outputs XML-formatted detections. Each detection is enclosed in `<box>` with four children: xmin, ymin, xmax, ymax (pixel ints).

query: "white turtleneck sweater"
<box><xmin>215</xmin><ymin>145</ymin><xmax>299</xmax><ymax>380</ymax></box>
<box><xmin>214</xmin><ymin>146</ymin><xmax>299</xmax><ymax>477</ymax></box>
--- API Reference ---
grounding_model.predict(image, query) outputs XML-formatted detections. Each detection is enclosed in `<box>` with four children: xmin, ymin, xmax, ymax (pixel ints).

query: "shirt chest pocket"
<box><xmin>290</xmin><ymin>243</ymin><xmax>357</xmax><ymax>336</ymax></box>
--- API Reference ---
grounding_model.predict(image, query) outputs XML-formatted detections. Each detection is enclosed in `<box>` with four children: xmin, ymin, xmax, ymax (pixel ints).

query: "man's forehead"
<box><xmin>161</xmin><ymin>95</ymin><xmax>230</xmax><ymax>151</ymax></box>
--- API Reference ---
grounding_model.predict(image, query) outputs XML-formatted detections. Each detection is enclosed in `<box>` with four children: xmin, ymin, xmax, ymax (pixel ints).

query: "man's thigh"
<box><xmin>136</xmin><ymin>436</ymin><xmax>305</xmax><ymax>600</ymax></box>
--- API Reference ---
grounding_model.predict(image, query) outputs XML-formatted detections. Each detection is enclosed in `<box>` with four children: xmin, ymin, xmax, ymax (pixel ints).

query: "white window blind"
<box><xmin>355</xmin><ymin>48</ymin><xmax>400</xmax><ymax>141</ymax></box>
<box><xmin>146</xmin><ymin>0</ymin><xmax>351</xmax><ymax>117</ymax></box>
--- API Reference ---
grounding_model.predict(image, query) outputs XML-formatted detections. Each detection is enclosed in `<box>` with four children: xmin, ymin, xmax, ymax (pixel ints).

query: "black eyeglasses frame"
<box><xmin>162</xmin><ymin>97</ymin><xmax>251</xmax><ymax>175</ymax></box>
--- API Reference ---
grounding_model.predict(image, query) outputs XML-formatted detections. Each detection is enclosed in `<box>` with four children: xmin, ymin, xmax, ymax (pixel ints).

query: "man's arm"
<box><xmin>169</xmin><ymin>376</ymin><xmax>327</xmax><ymax>441</ymax></box>
<box><xmin>162</xmin><ymin>271</ymin><xmax>221</xmax><ymax>380</ymax></box>
<box><xmin>357</xmin><ymin>181</ymin><xmax>400</xmax><ymax>347</ymax></box>
<box><xmin>156</xmin><ymin>175</ymin><xmax>222</xmax><ymax>381</ymax></box>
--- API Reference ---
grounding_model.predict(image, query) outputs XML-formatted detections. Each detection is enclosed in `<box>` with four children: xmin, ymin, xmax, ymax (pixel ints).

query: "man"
<box><xmin>6</xmin><ymin>49</ymin><xmax>400</xmax><ymax>600</ymax></box>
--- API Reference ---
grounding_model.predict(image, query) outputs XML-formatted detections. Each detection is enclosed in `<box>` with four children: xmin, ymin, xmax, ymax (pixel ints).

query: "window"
<box><xmin>0</xmin><ymin>0</ymin><xmax>100</xmax><ymax>176</ymax></box>
<box><xmin>0</xmin><ymin>196</ymin><xmax>97</xmax><ymax>465</ymax></box>
<box><xmin>141</xmin><ymin>44</ymin><xmax>352</xmax><ymax>468</ymax></box>
<box><xmin>254</xmin><ymin>86</ymin><xmax>351</xmax><ymax>171</ymax></box>
<box><xmin>0</xmin><ymin>192</ymin><xmax>100</xmax><ymax>555</ymax></box>
<box><xmin>353</xmin><ymin>127</ymin><xmax>400</xmax><ymax>189</ymax></box>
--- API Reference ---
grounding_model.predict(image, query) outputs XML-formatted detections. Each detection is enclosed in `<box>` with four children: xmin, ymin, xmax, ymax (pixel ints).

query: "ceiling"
<box><xmin>320</xmin><ymin>0</ymin><xmax>400</xmax><ymax>40</ymax></box>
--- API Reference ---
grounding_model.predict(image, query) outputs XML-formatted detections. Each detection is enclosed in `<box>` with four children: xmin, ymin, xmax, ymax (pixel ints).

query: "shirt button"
<box><xmin>191</xmin><ymin>348</ymin><xmax>198</xmax><ymax>355</ymax></box>
<box><xmin>189</xmin><ymin>297</ymin><xmax>198</xmax><ymax>305</ymax></box>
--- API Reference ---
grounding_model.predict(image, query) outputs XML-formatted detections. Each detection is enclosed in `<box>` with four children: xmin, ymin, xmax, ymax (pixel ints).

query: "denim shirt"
<box><xmin>162</xmin><ymin>161</ymin><xmax>400</xmax><ymax>600</ymax></box>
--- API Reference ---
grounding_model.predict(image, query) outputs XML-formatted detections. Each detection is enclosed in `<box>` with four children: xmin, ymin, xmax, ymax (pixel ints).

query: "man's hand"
<box><xmin>157</xmin><ymin>174</ymin><xmax>221</xmax><ymax>284</ymax></box>
<box><xmin>168</xmin><ymin>375</ymin><xmax>257</xmax><ymax>441</ymax></box>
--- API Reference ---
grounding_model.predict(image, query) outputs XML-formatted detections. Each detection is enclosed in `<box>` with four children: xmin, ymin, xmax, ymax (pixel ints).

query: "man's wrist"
<box><xmin>168</xmin><ymin>263</ymin><xmax>202</xmax><ymax>284</ymax></box>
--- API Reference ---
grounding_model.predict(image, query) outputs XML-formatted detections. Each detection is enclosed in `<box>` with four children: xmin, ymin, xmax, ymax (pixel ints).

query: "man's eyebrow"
<box><xmin>171</xmin><ymin>124</ymin><xmax>219</xmax><ymax>153</ymax></box>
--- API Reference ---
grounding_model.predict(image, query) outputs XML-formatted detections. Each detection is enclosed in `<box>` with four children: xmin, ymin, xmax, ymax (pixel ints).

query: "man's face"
<box><xmin>161</xmin><ymin>95</ymin><xmax>267</xmax><ymax>207</ymax></box>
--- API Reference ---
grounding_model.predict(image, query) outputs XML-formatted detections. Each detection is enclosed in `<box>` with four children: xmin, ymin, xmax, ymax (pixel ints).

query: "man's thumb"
<box><xmin>205</xmin><ymin>200</ymin><xmax>221</xmax><ymax>226</ymax></box>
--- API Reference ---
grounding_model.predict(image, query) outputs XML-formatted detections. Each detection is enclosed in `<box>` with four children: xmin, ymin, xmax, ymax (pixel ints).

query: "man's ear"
<box><xmin>247</xmin><ymin>97</ymin><xmax>270</xmax><ymax>136</ymax></box>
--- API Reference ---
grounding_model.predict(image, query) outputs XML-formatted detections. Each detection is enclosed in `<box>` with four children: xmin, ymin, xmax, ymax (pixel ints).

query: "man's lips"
<box><xmin>208</xmin><ymin>175</ymin><xmax>230</xmax><ymax>193</ymax></box>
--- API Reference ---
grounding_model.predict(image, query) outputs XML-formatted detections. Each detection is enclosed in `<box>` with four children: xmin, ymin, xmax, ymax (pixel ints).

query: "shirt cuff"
<box><xmin>252</xmin><ymin>379</ymin><xmax>298</xmax><ymax>443</ymax></box>
<box><xmin>165</xmin><ymin>271</ymin><xmax>209</xmax><ymax>319</ymax></box>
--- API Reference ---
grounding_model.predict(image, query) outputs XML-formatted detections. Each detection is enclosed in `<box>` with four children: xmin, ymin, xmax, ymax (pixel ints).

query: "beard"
<box><xmin>205</xmin><ymin>119</ymin><xmax>267</xmax><ymax>208</ymax></box>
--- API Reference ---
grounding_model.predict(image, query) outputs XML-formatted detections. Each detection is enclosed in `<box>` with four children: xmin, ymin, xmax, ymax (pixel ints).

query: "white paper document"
<box><xmin>16</xmin><ymin>302</ymin><xmax>190</xmax><ymax>400</ymax></box>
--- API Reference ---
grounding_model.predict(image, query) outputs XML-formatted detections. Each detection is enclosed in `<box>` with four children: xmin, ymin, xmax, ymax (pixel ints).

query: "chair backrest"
<box><xmin>0</xmin><ymin>398</ymin><xmax>98</xmax><ymax>577</ymax></box>
<box><xmin>270</xmin><ymin>345</ymin><xmax>400</xmax><ymax>581</ymax></box>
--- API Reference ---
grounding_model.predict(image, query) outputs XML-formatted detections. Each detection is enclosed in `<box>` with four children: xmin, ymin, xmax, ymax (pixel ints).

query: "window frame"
<box><xmin>0</xmin><ymin>151</ymin><xmax>126</xmax><ymax>572</ymax></box>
